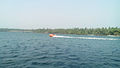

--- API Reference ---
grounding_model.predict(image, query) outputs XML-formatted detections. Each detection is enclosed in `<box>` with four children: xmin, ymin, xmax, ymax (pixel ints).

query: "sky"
<box><xmin>0</xmin><ymin>0</ymin><xmax>120</xmax><ymax>29</ymax></box>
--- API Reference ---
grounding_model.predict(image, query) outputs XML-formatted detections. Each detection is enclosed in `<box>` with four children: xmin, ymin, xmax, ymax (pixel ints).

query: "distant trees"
<box><xmin>33</xmin><ymin>27</ymin><xmax>120</xmax><ymax>36</ymax></box>
<box><xmin>0</xmin><ymin>28</ymin><xmax>32</xmax><ymax>32</ymax></box>
<box><xmin>0</xmin><ymin>28</ymin><xmax>9</xmax><ymax>32</ymax></box>
<box><xmin>0</xmin><ymin>27</ymin><xmax>120</xmax><ymax>36</ymax></box>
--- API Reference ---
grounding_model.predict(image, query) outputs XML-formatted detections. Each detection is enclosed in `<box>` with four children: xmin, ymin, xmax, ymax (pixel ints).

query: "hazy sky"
<box><xmin>0</xmin><ymin>0</ymin><xmax>120</xmax><ymax>29</ymax></box>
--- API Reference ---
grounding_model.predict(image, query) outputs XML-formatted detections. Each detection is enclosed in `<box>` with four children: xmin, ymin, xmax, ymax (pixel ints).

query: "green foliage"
<box><xmin>33</xmin><ymin>27</ymin><xmax>120</xmax><ymax>36</ymax></box>
<box><xmin>0</xmin><ymin>27</ymin><xmax>120</xmax><ymax>36</ymax></box>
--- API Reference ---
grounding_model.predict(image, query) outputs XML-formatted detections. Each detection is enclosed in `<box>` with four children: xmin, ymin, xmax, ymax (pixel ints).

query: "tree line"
<box><xmin>33</xmin><ymin>27</ymin><xmax>120</xmax><ymax>36</ymax></box>
<box><xmin>0</xmin><ymin>27</ymin><xmax>120</xmax><ymax>36</ymax></box>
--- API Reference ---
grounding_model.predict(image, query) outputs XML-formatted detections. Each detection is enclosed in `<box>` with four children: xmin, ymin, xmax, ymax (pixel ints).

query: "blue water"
<box><xmin>0</xmin><ymin>32</ymin><xmax>120</xmax><ymax>68</ymax></box>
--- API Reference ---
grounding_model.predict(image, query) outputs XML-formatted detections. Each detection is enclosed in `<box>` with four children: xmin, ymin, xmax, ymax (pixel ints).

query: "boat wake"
<box><xmin>53</xmin><ymin>35</ymin><xmax>119</xmax><ymax>40</ymax></box>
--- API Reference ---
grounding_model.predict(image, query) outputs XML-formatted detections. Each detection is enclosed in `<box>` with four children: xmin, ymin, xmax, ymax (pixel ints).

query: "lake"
<box><xmin>0</xmin><ymin>32</ymin><xmax>120</xmax><ymax>68</ymax></box>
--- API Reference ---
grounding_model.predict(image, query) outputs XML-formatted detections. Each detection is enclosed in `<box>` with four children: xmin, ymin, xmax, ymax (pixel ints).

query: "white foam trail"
<box><xmin>53</xmin><ymin>36</ymin><xmax>71</xmax><ymax>38</ymax></box>
<box><xmin>53</xmin><ymin>35</ymin><xmax>119</xmax><ymax>40</ymax></box>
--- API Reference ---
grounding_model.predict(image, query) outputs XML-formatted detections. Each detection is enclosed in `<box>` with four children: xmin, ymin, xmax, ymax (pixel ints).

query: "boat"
<box><xmin>49</xmin><ymin>34</ymin><xmax>56</xmax><ymax>37</ymax></box>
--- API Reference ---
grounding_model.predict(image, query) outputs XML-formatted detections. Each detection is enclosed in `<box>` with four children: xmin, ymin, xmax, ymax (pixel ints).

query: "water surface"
<box><xmin>0</xmin><ymin>32</ymin><xmax>120</xmax><ymax>68</ymax></box>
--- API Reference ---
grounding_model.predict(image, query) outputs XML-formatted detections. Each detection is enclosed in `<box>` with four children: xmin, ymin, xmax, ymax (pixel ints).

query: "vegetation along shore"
<box><xmin>0</xmin><ymin>27</ymin><xmax>120</xmax><ymax>36</ymax></box>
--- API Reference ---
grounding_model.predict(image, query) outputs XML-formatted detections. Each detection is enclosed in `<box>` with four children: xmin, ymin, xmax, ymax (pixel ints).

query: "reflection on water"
<box><xmin>0</xmin><ymin>32</ymin><xmax>120</xmax><ymax>68</ymax></box>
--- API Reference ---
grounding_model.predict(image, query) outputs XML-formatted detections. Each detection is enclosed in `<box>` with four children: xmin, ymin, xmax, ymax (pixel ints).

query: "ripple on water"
<box><xmin>0</xmin><ymin>32</ymin><xmax>120</xmax><ymax>68</ymax></box>
<box><xmin>110</xmin><ymin>58</ymin><xmax>120</xmax><ymax>62</ymax></box>
<box><xmin>52</xmin><ymin>61</ymin><xmax>65</xmax><ymax>67</ymax></box>
<box><xmin>66</xmin><ymin>61</ymin><xmax>80</xmax><ymax>68</ymax></box>
<box><xmin>66</xmin><ymin>55</ymin><xmax>80</xmax><ymax>60</ymax></box>
<box><xmin>36</xmin><ymin>55</ymin><xmax>50</xmax><ymax>60</ymax></box>
<box><xmin>31</xmin><ymin>60</ymin><xmax>52</xmax><ymax>66</ymax></box>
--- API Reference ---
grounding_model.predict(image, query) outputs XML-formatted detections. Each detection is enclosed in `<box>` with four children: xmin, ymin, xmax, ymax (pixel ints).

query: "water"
<box><xmin>0</xmin><ymin>32</ymin><xmax>120</xmax><ymax>68</ymax></box>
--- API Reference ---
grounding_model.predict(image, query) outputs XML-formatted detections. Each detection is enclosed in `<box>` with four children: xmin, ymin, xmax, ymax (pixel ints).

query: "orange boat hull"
<box><xmin>49</xmin><ymin>34</ymin><xmax>56</xmax><ymax>37</ymax></box>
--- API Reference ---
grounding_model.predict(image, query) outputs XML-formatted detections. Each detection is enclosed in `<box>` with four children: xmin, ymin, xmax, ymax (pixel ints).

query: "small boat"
<box><xmin>49</xmin><ymin>34</ymin><xmax>56</xmax><ymax>37</ymax></box>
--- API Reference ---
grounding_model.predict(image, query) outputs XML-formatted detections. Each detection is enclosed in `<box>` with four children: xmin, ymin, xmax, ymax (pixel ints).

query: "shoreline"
<box><xmin>0</xmin><ymin>27</ymin><xmax>120</xmax><ymax>37</ymax></box>
<box><xmin>0</xmin><ymin>31</ymin><xmax>120</xmax><ymax>37</ymax></box>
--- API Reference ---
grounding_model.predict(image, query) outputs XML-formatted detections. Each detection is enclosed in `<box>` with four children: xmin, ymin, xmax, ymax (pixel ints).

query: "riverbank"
<box><xmin>0</xmin><ymin>27</ymin><xmax>120</xmax><ymax>37</ymax></box>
